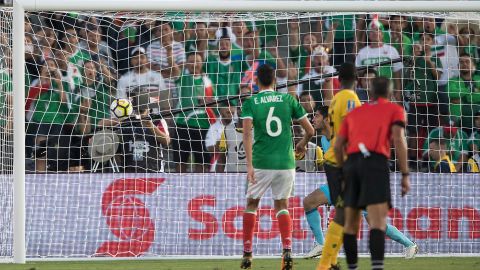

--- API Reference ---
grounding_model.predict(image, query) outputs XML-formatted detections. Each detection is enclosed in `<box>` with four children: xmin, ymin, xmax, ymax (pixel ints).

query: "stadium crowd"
<box><xmin>3</xmin><ymin>12</ymin><xmax>479</xmax><ymax>173</ymax></box>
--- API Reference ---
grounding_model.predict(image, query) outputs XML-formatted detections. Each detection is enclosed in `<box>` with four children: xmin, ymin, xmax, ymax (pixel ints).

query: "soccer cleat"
<box><xmin>303</xmin><ymin>243</ymin><xmax>323</xmax><ymax>259</ymax></box>
<box><xmin>240</xmin><ymin>252</ymin><xmax>253</xmax><ymax>269</ymax></box>
<box><xmin>281</xmin><ymin>249</ymin><xmax>294</xmax><ymax>270</ymax></box>
<box><xmin>404</xmin><ymin>243</ymin><xmax>419</xmax><ymax>259</ymax></box>
<box><xmin>329</xmin><ymin>263</ymin><xmax>341</xmax><ymax>270</ymax></box>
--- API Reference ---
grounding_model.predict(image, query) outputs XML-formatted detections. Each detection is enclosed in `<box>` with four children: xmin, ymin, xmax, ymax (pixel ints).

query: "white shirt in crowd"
<box><xmin>435</xmin><ymin>44</ymin><xmax>460</xmax><ymax>86</ymax></box>
<box><xmin>297</xmin><ymin>65</ymin><xmax>336</xmax><ymax>96</ymax></box>
<box><xmin>146</xmin><ymin>40</ymin><xmax>185</xmax><ymax>96</ymax></box>
<box><xmin>116</xmin><ymin>70</ymin><xmax>167</xmax><ymax>99</ymax></box>
<box><xmin>146</xmin><ymin>40</ymin><xmax>186</xmax><ymax>69</ymax></box>
<box><xmin>205</xmin><ymin>117</ymin><xmax>247</xmax><ymax>173</ymax></box>
<box><xmin>355</xmin><ymin>44</ymin><xmax>403</xmax><ymax>73</ymax></box>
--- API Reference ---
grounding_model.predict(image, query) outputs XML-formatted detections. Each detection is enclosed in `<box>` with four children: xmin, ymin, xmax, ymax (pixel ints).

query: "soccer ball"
<box><xmin>110</xmin><ymin>98</ymin><xmax>133</xmax><ymax>119</ymax></box>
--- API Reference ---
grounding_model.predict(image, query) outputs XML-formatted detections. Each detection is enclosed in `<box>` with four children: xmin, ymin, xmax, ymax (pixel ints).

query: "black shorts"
<box><xmin>343</xmin><ymin>152</ymin><xmax>391</xmax><ymax>209</ymax></box>
<box><xmin>324</xmin><ymin>163</ymin><xmax>344</xmax><ymax>208</ymax></box>
<box><xmin>172</xmin><ymin>126</ymin><xmax>211</xmax><ymax>165</ymax></box>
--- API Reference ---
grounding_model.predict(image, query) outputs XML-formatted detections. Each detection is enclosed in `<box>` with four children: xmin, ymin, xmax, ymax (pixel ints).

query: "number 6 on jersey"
<box><xmin>266</xmin><ymin>107</ymin><xmax>282</xmax><ymax>137</ymax></box>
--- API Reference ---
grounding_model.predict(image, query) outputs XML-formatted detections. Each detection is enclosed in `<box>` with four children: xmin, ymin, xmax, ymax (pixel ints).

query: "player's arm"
<box><xmin>243</xmin><ymin>118</ymin><xmax>255</xmax><ymax>182</ymax></box>
<box><xmin>334</xmin><ymin>134</ymin><xmax>347</xmax><ymax>168</ymax></box>
<box><xmin>392</xmin><ymin>124</ymin><xmax>410</xmax><ymax>196</ymax></box>
<box><xmin>143</xmin><ymin>117</ymin><xmax>171</xmax><ymax>146</ymax></box>
<box><xmin>295</xmin><ymin>117</ymin><xmax>315</xmax><ymax>156</ymax></box>
<box><xmin>334</xmin><ymin>116</ymin><xmax>349</xmax><ymax>168</ymax></box>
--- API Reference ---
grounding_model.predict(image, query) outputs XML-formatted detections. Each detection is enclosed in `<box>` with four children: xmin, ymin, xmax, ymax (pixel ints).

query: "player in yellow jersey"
<box><xmin>317</xmin><ymin>63</ymin><xmax>361</xmax><ymax>270</ymax></box>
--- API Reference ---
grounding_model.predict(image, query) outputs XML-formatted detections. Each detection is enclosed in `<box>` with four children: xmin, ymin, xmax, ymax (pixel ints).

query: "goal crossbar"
<box><xmin>15</xmin><ymin>0</ymin><xmax>480</xmax><ymax>12</ymax></box>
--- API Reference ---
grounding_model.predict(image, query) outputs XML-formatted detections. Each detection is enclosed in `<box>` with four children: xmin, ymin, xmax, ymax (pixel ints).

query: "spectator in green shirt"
<box><xmin>173</xmin><ymin>52</ymin><xmax>215</xmax><ymax>173</ymax></box>
<box><xmin>185</xmin><ymin>22</ymin><xmax>210</xmax><ymax>59</ymax></box>
<box><xmin>231</xmin><ymin>21</ymin><xmax>248</xmax><ymax>58</ymax></box>
<box><xmin>328</xmin><ymin>14</ymin><xmax>357</xmax><ymax>65</ymax></box>
<box><xmin>469</xmin><ymin>111</ymin><xmax>480</xmax><ymax>152</ymax></box>
<box><xmin>457</xmin><ymin>27</ymin><xmax>479</xmax><ymax>70</ymax></box>
<box><xmin>27</xmin><ymin>59</ymin><xmax>69</xmax><ymax>172</ymax></box>
<box><xmin>205</xmin><ymin>35</ymin><xmax>247</xmax><ymax>104</ymax></box>
<box><xmin>384</xmin><ymin>15</ymin><xmax>413</xmax><ymax>57</ymax></box>
<box><xmin>411</xmin><ymin>17</ymin><xmax>447</xmax><ymax>43</ymax></box>
<box><xmin>423</xmin><ymin>123</ymin><xmax>470</xmax><ymax>172</ymax></box>
<box><xmin>288</xmin><ymin>19</ymin><xmax>335</xmax><ymax>78</ymax></box>
<box><xmin>76</xmin><ymin>60</ymin><xmax>112</xmax><ymax>134</ymax></box>
<box><xmin>241</xmin><ymin>30</ymin><xmax>287</xmax><ymax>92</ymax></box>
<box><xmin>61</xmin><ymin>26</ymin><xmax>91</xmax><ymax>88</ymax></box>
<box><xmin>447</xmin><ymin>53</ymin><xmax>480</xmax><ymax>131</ymax></box>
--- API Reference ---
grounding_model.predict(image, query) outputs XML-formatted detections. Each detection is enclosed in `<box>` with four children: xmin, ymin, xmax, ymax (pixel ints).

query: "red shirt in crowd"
<box><xmin>338</xmin><ymin>97</ymin><xmax>406</xmax><ymax>159</ymax></box>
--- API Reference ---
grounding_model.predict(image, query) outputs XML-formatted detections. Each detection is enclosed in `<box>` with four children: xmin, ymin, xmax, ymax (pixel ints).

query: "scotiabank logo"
<box><xmin>188</xmin><ymin>196</ymin><xmax>480</xmax><ymax>241</ymax></box>
<box><xmin>96</xmin><ymin>178</ymin><xmax>165</xmax><ymax>257</ymax></box>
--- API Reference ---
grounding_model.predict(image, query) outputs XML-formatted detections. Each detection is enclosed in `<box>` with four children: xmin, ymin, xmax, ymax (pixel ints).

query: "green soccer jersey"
<box><xmin>175</xmin><ymin>73</ymin><xmax>214</xmax><ymax>129</ymax></box>
<box><xmin>289</xmin><ymin>46</ymin><xmax>310</xmax><ymax>78</ymax></box>
<box><xmin>422</xmin><ymin>126</ymin><xmax>469</xmax><ymax>162</ymax></box>
<box><xmin>404</xmin><ymin>55</ymin><xmax>442</xmax><ymax>104</ymax></box>
<box><xmin>241</xmin><ymin>89</ymin><xmax>307</xmax><ymax>170</ymax></box>
<box><xmin>446</xmin><ymin>75</ymin><xmax>480</xmax><ymax>129</ymax></box>
<box><xmin>330</xmin><ymin>15</ymin><xmax>356</xmax><ymax>41</ymax></box>
<box><xmin>31</xmin><ymin>80</ymin><xmax>69</xmax><ymax>125</ymax></box>
<box><xmin>68</xmin><ymin>48</ymin><xmax>91</xmax><ymax>87</ymax></box>
<box><xmin>205</xmin><ymin>54</ymin><xmax>247</xmax><ymax>104</ymax></box>
<box><xmin>383</xmin><ymin>31</ymin><xmax>413</xmax><ymax>57</ymax></box>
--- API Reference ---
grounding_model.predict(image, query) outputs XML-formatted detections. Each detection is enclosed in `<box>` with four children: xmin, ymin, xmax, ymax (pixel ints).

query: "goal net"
<box><xmin>1</xmin><ymin>7</ymin><xmax>480</xmax><ymax>260</ymax></box>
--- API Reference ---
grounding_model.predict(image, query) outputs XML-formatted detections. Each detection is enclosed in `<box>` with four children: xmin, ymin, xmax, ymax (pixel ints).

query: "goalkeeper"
<box><xmin>302</xmin><ymin>105</ymin><xmax>418</xmax><ymax>260</ymax></box>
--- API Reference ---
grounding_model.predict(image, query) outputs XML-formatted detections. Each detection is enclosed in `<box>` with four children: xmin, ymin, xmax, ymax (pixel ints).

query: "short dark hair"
<box><xmin>420</xmin><ymin>32</ymin><xmax>435</xmax><ymax>40</ymax></box>
<box><xmin>338</xmin><ymin>62</ymin><xmax>357</xmax><ymax>85</ymax></box>
<box><xmin>371</xmin><ymin>77</ymin><xmax>391</xmax><ymax>98</ymax></box>
<box><xmin>430</xmin><ymin>138</ymin><xmax>447</xmax><ymax>147</ymax></box>
<box><xmin>299</xmin><ymin>91</ymin><xmax>312</xmax><ymax>99</ymax></box>
<box><xmin>316</xmin><ymin>105</ymin><xmax>329</xmax><ymax>119</ymax></box>
<box><xmin>257</xmin><ymin>64</ymin><xmax>275</xmax><ymax>87</ymax></box>
<box><xmin>187</xmin><ymin>51</ymin><xmax>203</xmax><ymax>61</ymax></box>
<box><xmin>459</xmin><ymin>52</ymin><xmax>473</xmax><ymax>59</ymax></box>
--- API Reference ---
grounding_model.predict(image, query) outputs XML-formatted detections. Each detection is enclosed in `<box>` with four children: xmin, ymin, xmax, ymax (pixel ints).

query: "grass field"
<box><xmin>1</xmin><ymin>257</ymin><xmax>479</xmax><ymax>270</ymax></box>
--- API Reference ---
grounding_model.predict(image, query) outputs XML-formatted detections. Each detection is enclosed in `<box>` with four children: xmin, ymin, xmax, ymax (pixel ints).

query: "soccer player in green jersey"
<box><xmin>240</xmin><ymin>64</ymin><xmax>315</xmax><ymax>270</ymax></box>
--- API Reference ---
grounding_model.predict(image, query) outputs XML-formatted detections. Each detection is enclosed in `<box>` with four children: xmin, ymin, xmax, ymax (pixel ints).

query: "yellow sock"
<box><xmin>316</xmin><ymin>221</ymin><xmax>344</xmax><ymax>270</ymax></box>
<box><xmin>330</xmin><ymin>231</ymin><xmax>343</xmax><ymax>265</ymax></box>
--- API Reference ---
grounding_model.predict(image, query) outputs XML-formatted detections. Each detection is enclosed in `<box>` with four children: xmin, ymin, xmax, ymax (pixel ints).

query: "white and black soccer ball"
<box><xmin>110</xmin><ymin>98</ymin><xmax>133</xmax><ymax>119</ymax></box>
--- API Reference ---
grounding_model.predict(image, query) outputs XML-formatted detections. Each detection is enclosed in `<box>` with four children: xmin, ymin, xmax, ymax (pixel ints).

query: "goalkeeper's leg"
<box><xmin>303</xmin><ymin>184</ymin><xmax>331</xmax><ymax>258</ymax></box>
<box><xmin>363</xmin><ymin>211</ymin><xmax>418</xmax><ymax>259</ymax></box>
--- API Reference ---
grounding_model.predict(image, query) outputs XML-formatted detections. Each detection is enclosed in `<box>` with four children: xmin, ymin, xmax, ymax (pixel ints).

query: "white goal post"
<box><xmin>9</xmin><ymin>0</ymin><xmax>480</xmax><ymax>264</ymax></box>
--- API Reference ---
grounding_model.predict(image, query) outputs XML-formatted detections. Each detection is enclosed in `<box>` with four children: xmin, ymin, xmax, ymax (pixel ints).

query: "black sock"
<box><xmin>370</xmin><ymin>229</ymin><xmax>385</xmax><ymax>270</ymax></box>
<box><xmin>343</xmin><ymin>233</ymin><xmax>358</xmax><ymax>270</ymax></box>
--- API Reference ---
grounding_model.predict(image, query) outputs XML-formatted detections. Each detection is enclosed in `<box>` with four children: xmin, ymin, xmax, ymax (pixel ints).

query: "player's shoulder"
<box><xmin>333</xmin><ymin>89</ymin><xmax>359</xmax><ymax>106</ymax></box>
<box><xmin>335</xmin><ymin>89</ymin><xmax>358</xmax><ymax>99</ymax></box>
<box><xmin>383</xmin><ymin>100</ymin><xmax>405</xmax><ymax>113</ymax></box>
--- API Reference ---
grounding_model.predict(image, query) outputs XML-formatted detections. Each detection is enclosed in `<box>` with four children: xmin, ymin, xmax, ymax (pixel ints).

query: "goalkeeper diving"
<box><xmin>299</xmin><ymin>105</ymin><xmax>418</xmax><ymax>261</ymax></box>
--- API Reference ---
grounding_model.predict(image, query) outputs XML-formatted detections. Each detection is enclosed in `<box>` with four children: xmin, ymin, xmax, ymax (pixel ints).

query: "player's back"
<box><xmin>242</xmin><ymin>90</ymin><xmax>307</xmax><ymax>170</ymax></box>
<box><xmin>341</xmin><ymin>98</ymin><xmax>404</xmax><ymax>159</ymax></box>
<box><xmin>324</xmin><ymin>89</ymin><xmax>361</xmax><ymax>165</ymax></box>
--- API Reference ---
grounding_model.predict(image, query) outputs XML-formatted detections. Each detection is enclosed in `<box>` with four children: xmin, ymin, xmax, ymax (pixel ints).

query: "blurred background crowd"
<box><xmin>0</xmin><ymin>11</ymin><xmax>479</xmax><ymax>173</ymax></box>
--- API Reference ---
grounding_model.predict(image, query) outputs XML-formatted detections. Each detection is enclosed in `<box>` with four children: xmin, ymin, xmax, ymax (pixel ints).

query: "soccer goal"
<box><xmin>1</xmin><ymin>0</ymin><xmax>479</xmax><ymax>264</ymax></box>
